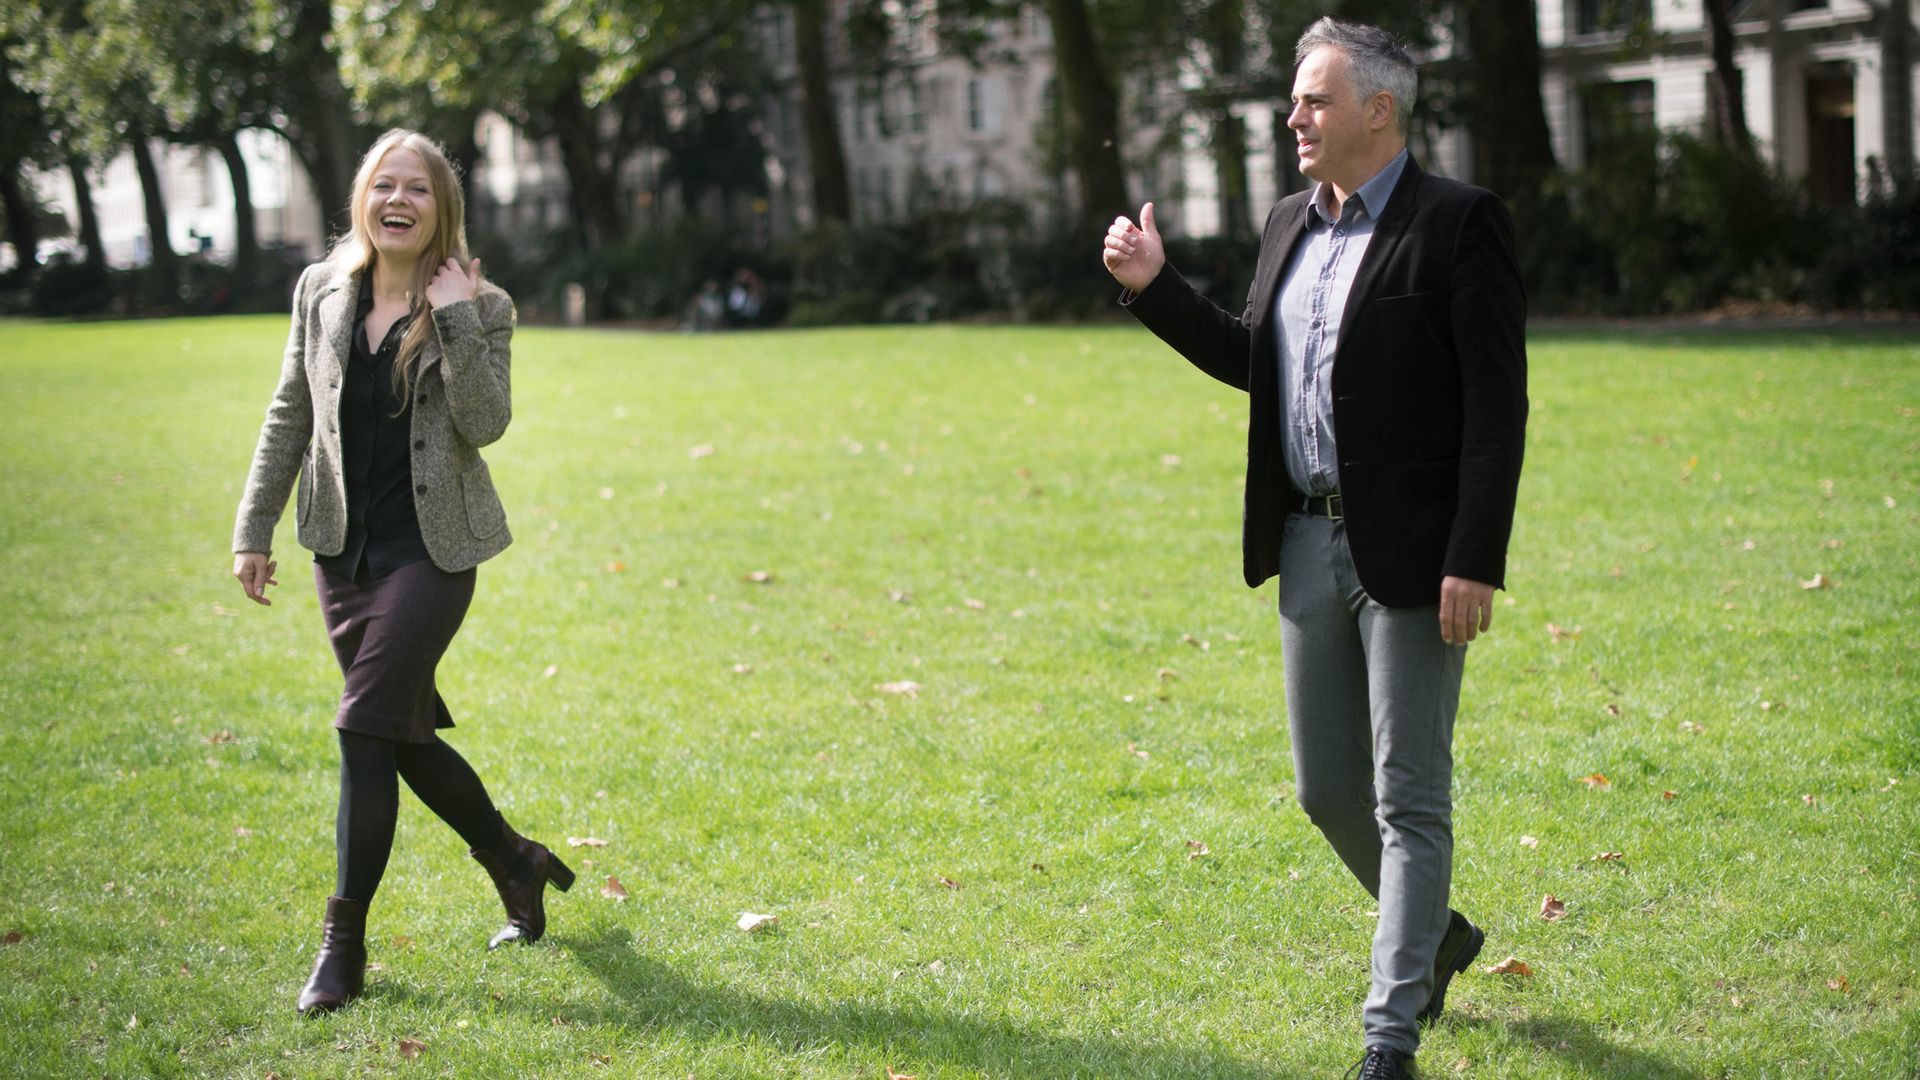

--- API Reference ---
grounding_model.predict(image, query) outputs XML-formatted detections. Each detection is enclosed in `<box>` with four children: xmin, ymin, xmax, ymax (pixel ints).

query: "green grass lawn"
<box><xmin>0</xmin><ymin>315</ymin><xmax>1915</xmax><ymax>1078</ymax></box>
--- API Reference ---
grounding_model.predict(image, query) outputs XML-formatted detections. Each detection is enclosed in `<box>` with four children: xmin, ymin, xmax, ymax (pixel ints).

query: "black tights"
<box><xmin>335</xmin><ymin>729</ymin><xmax>511</xmax><ymax>902</ymax></box>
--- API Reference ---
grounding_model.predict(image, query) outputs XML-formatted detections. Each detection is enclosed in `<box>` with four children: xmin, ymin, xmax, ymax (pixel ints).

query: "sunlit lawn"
<box><xmin>0</xmin><ymin>314</ymin><xmax>1915</xmax><ymax>1078</ymax></box>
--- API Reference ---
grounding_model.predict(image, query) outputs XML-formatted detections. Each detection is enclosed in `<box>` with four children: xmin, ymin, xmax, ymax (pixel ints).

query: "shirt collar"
<box><xmin>1308</xmin><ymin>148</ymin><xmax>1412</xmax><ymax>226</ymax></box>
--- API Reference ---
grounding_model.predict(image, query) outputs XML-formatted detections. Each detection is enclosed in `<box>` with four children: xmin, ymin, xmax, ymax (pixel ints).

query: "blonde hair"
<box><xmin>328</xmin><ymin>129</ymin><xmax>472</xmax><ymax>405</ymax></box>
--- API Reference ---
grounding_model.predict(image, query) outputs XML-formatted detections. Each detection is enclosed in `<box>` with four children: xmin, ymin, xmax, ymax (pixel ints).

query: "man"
<box><xmin>1101</xmin><ymin>17</ymin><xmax>1527</xmax><ymax>1079</ymax></box>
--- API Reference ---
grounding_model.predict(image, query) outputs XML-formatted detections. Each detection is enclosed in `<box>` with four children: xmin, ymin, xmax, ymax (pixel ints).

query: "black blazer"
<box><xmin>1126</xmin><ymin>157</ymin><xmax>1528</xmax><ymax>608</ymax></box>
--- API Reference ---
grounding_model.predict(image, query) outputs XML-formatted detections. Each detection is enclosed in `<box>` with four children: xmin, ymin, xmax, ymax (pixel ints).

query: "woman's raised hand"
<box><xmin>425</xmin><ymin>256</ymin><xmax>481</xmax><ymax>309</ymax></box>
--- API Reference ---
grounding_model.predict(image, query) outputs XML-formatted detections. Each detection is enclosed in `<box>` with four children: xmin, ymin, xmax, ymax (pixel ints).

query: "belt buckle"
<box><xmin>1325</xmin><ymin>493</ymin><xmax>1343</xmax><ymax>520</ymax></box>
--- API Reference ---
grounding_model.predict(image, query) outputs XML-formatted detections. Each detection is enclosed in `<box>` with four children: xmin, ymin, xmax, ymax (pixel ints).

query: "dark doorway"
<box><xmin>1805</xmin><ymin>68</ymin><xmax>1856</xmax><ymax>206</ymax></box>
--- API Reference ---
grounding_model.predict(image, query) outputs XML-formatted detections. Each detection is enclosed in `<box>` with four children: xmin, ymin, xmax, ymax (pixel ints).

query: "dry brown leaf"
<box><xmin>1546</xmin><ymin>622</ymin><xmax>1583</xmax><ymax>643</ymax></box>
<box><xmin>886</xmin><ymin>1070</ymin><xmax>918</xmax><ymax>1080</ymax></box>
<box><xmin>963</xmin><ymin>597</ymin><xmax>986</xmax><ymax>610</ymax></box>
<box><xmin>567</xmin><ymin>837</ymin><xmax>609</xmax><ymax>848</ymax></box>
<box><xmin>1662</xmin><ymin>790</ymin><xmax>1678</xmax><ymax>800</ymax></box>
<box><xmin>1592</xmin><ymin>851</ymin><xmax>1624</xmax><ymax>862</ymax></box>
<box><xmin>1161</xmin><ymin>454</ymin><xmax>1182</xmax><ymax>466</ymax></box>
<box><xmin>1604</xmin><ymin>703</ymin><xmax>1621</xmax><ymax>717</ymax></box>
<box><xmin>1540</xmin><ymin>894</ymin><xmax>1567</xmax><ymax>921</ymax></box>
<box><xmin>1826</xmin><ymin>975</ymin><xmax>1850</xmax><ymax>992</ymax></box>
<box><xmin>743</xmin><ymin>570</ymin><xmax>774</xmax><ymax>583</ymax></box>
<box><xmin>877</xmin><ymin>680</ymin><xmax>921</xmax><ymax>697</ymax></box>
<box><xmin>888</xmin><ymin>589</ymin><xmax>913</xmax><ymax>604</ymax></box>
<box><xmin>1485</xmin><ymin>956</ymin><xmax>1533</xmax><ymax>976</ymax></box>
<box><xmin>687</xmin><ymin>444</ymin><xmax>715</xmax><ymax>459</ymax></box>
<box><xmin>1</xmin><ymin>930</ymin><xmax>22</xmax><ymax>945</ymax></box>
<box><xmin>1579</xmin><ymin>773</ymin><xmax>1612</xmax><ymax>790</ymax></box>
<box><xmin>397</xmin><ymin>1039</ymin><xmax>426</xmax><ymax>1060</ymax></box>
<box><xmin>603</xmin><ymin>561</ymin><xmax>626</xmax><ymax>573</ymax></box>
<box><xmin>1519</xmin><ymin>835</ymin><xmax>1540</xmax><ymax>849</ymax></box>
<box><xmin>1030</xmin><ymin>863</ymin><xmax>1047</xmax><ymax>873</ymax></box>
<box><xmin>1801</xmin><ymin>793</ymin><xmax>1818</xmax><ymax>806</ymax></box>
<box><xmin>1157</xmin><ymin>667</ymin><xmax>1179</xmax><ymax>682</ymax></box>
<box><xmin>203</xmin><ymin>729</ymin><xmax>235</xmax><ymax>745</ymax></box>
<box><xmin>1800</xmin><ymin>574</ymin><xmax>1834</xmax><ymax>590</ymax></box>
<box><xmin>937</xmin><ymin>875</ymin><xmax>960</xmax><ymax>890</ymax></box>
<box><xmin>1126</xmin><ymin>742</ymin><xmax>1150</xmax><ymax>759</ymax></box>
<box><xmin>736</xmin><ymin>912</ymin><xmax>777</xmax><ymax>933</ymax></box>
<box><xmin>1679</xmin><ymin>721</ymin><xmax>1706</xmax><ymax>734</ymax></box>
<box><xmin>542</xmin><ymin>664</ymin><xmax>559</xmax><ymax>679</ymax></box>
<box><xmin>600</xmin><ymin>876</ymin><xmax>629</xmax><ymax>901</ymax></box>
<box><xmin>233</xmin><ymin>826</ymin><xmax>254</xmax><ymax>837</ymax></box>
<box><xmin>732</xmin><ymin>663</ymin><xmax>754</xmax><ymax>675</ymax></box>
<box><xmin>1185</xmin><ymin>840</ymin><xmax>1211</xmax><ymax>859</ymax></box>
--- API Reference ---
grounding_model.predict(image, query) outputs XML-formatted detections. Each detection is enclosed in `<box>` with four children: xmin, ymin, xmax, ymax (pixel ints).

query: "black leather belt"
<box><xmin>1299</xmin><ymin>492</ymin><xmax>1344</xmax><ymax>520</ymax></box>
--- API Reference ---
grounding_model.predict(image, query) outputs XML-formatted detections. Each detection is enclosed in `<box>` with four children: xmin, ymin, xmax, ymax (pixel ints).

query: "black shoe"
<box><xmin>1417</xmin><ymin>908</ymin><xmax>1484</xmax><ymax>1026</ymax></box>
<box><xmin>1344</xmin><ymin>1046</ymin><xmax>1414</xmax><ymax>1079</ymax></box>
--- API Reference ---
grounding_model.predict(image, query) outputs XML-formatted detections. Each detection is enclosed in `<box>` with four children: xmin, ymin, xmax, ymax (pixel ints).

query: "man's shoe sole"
<box><xmin>1419</xmin><ymin>921</ymin><xmax>1484</xmax><ymax>1026</ymax></box>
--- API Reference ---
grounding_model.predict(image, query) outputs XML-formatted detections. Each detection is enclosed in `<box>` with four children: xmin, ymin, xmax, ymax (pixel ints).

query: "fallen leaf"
<box><xmin>963</xmin><ymin>597</ymin><xmax>986</xmax><ymax>610</ymax></box>
<box><xmin>888</xmin><ymin>589</ymin><xmax>913</xmax><ymax>604</ymax></box>
<box><xmin>1485</xmin><ymin>956</ymin><xmax>1533</xmax><ymax>976</ymax></box>
<box><xmin>1519</xmin><ymin>835</ymin><xmax>1540</xmax><ymax>849</ymax></box>
<box><xmin>1540</xmin><ymin>894</ymin><xmax>1567</xmax><ymax>921</ymax></box>
<box><xmin>886</xmin><ymin>1070</ymin><xmax>917</xmax><ymax>1080</ymax></box>
<box><xmin>1802</xmin><ymin>793</ymin><xmax>1818</xmax><ymax>806</ymax></box>
<box><xmin>397</xmin><ymin>1038</ymin><xmax>426</xmax><ymax>1060</ymax></box>
<box><xmin>126</xmin><ymin>1014</ymin><xmax>138</xmax><ymax>1031</ymax></box>
<box><xmin>1160</xmin><ymin>454</ymin><xmax>1182</xmax><ymax>466</ymax></box>
<box><xmin>542</xmin><ymin>664</ymin><xmax>559</xmax><ymax>679</ymax></box>
<box><xmin>731</xmin><ymin>663</ymin><xmax>754</xmax><ymax>675</ymax></box>
<box><xmin>1546</xmin><ymin>623</ymin><xmax>1583</xmax><ymax>643</ymax></box>
<box><xmin>233</xmin><ymin>826</ymin><xmax>254</xmax><ymax>837</ymax></box>
<box><xmin>937</xmin><ymin>876</ymin><xmax>960</xmax><ymax>890</ymax></box>
<box><xmin>1592</xmin><ymin>851</ymin><xmax>1624</xmax><ymax>862</ymax></box>
<box><xmin>1452</xmin><ymin>1057</ymin><xmax>1471</xmax><ymax>1074</ymax></box>
<box><xmin>1662</xmin><ymin>790</ymin><xmax>1678</xmax><ymax>800</ymax></box>
<box><xmin>567</xmin><ymin>837</ymin><xmax>609</xmax><ymax>848</ymax></box>
<box><xmin>661</xmin><ymin>577</ymin><xmax>680</xmax><ymax>589</ymax></box>
<box><xmin>1157</xmin><ymin>667</ymin><xmax>1179</xmax><ymax>682</ymax></box>
<box><xmin>1185</xmin><ymin>840</ymin><xmax>1211</xmax><ymax>859</ymax></box>
<box><xmin>687</xmin><ymin>444</ymin><xmax>715</xmax><ymax>458</ymax></box>
<box><xmin>1884</xmin><ymin>495</ymin><xmax>1898</xmax><ymax>509</ymax></box>
<box><xmin>736</xmin><ymin>912</ymin><xmax>777</xmax><ymax>933</ymax></box>
<box><xmin>876</xmin><ymin>680</ymin><xmax>921</xmax><ymax>696</ymax></box>
<box><xmin>742</xmin><ymin>570</ymin><xmax>774</xmax><ymax>583</ymax></box>
<box><xmin>927</xmin><ymin>959</ymin><xmax>945</xmax><ymax>974</ymax></box>
<box><xmin>1579</xmin><ymin>773</ymin><xmax>1612</xmax><ymax>790</ymax></box>
<box><xmin>1030</xmin><ymin>863</ymin><xmax>1046</xmax><ymax>873</ymax></box>
<box><xmin>1800</xmin><ymin>574</ymin><xmax>1834</xmax><ymax>590</ymax></box>
<box><xmin>1126</xmin><ymin>742</ymin><xmax>1150</xmax><ymax>759</ymax></box>
<box><xmin>1827</xmin><ymin>976</ymin><xmax>1850</xmax><ymax>992</ymax></box>
<box><xmin>601</xmin><ymin>876</ymin><xmax>629</xmax><ymax>901</ymax></box>
<box><xmin>1679</xmin><ymin>721</ymin><xmax>1706</xmax><ymax>734</ymax></box>
<box><xmin>1882</xmin><ymin>778</ymin><xmax>1900</xmax><ymax>792</ymax></box>
<box><xmin>1</xmin><ymin>930</ymin><xmax>22</xmax><ymax>945</ymax></box>
<box><xmin>1604</xmin><ymin>703</ymin><xmax>1620</xmax><ymax>717</ymax></box>
<box><xmin>603</xmin><ymin>561</ymin><xmax>626</xmax><ymax>573</ymax></box>
<box><xmin>203</xmin><ymin>729</ymin><xmax>235</xmax><ymax>745</ymax></box>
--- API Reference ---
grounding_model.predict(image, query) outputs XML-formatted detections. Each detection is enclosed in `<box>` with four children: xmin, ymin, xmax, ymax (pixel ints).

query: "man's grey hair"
<box><xmin>1295</xmin><ymin>17</ymin><xmax>1418</xmax><ymax>136</ymax></box>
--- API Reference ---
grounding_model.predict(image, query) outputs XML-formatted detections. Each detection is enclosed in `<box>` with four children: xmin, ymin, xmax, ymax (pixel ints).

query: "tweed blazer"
<box><xmin>233</xmin><ymin>259</ymin><xmax>516</xmax><ymax>573</ymax></box>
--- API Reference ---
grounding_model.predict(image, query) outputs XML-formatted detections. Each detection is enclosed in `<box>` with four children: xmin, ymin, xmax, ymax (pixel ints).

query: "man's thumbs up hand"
<box><xmin>1102</xmin><ymin>201</ymin><xmax>1166</xmax><ymax>293</ymax></box>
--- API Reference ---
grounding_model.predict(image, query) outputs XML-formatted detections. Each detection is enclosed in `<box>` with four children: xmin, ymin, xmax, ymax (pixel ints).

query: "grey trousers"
<box><xmin>1277</xmin><ymin>513</ymin><xmax>1466</xmax><ymax>1056</ymax></box>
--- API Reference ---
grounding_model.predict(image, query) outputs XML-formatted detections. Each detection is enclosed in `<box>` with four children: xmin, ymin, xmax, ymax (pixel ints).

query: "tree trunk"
<box><xmin>66</xmin><ymin>154</ymin><xmax>105</xmax><ymax>272</ymax></box>
<box><xmin>792</xmin><ymin>0</ymin><xmax>851</xmax><ymax>224</ymax></box>
<box><xmin>1879</xmin><ymin>0</ymin><xmax>1914</xmax><ymax>177</ymax></box>
<box><xmin>1042</xmin><ymin>0</ymin><xmax>1129</xmax><ymax>233</ymax></box>
<box><xmin>0</xmin><ymin>163</ymin><xmax>39</xmax><ymax>276</ymax></box>
<box><xmin>281</xmin><ymin>0</ymin><xmax>360</xmax><ymax>242</ymax></box>
<box><xmin>546</xmin><ymin>80</ymin><xmax>624</xmax><ymax>247</ymax></box>
<box><xmin>1202</xmin><ymin>0</ymin><xmax>1251</xmax><ymax>237</ymax></box>
<box><xmin>215</xmin><ymin>131</ymin><xmax>259</xmax><ymax>282</ymax></box>
<box><xmin>1703</xmin><ymin>0</ymin><xmax>1754</xmax><ymax>153</ymax></box>
<box><xmin>126</xmin><ymin>126</ymin><xmax>179</xmax><ymax>298</ymax></box>
<box><xmin>1460</xmin><ymin>0</ymin><xmax>1557</xmax><ymax>200</ymax></box>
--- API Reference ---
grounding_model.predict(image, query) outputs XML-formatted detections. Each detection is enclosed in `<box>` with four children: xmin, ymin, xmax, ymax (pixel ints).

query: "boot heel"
<box><xmin>548</xmin><ymin>854</ymin><xmax>576</xmax><ymax>892</ymax></box>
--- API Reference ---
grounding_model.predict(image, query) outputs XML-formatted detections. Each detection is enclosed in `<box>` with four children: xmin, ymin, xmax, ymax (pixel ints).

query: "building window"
<box><xmin>1577</xmin><ymin>0</ymin><xmax>1650</xmax><ymax>36</ymax></box>
<box><xmin>907</xmin><ymin>80</ymin><xmax>926</xmax><ymax>134</ymax></box>
<box><xmin>966</xmin><ymin>77</ymin><xmax>1000</xmax><ymax>135</ymax></box>
<box><xmin>1805</xmin><ymin>68</ymin><xmax>1856</xmax><ymax>206</ymax></box>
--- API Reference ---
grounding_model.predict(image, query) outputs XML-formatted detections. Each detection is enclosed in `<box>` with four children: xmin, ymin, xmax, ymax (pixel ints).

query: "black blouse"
<box><xmin>315</xmin><ymin>276</ymin><xmax>432</xmax><ymax>581</ymax></box>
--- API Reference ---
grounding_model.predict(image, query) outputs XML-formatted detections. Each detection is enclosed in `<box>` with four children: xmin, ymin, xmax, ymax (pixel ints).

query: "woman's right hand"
<box><xmin>234</xmin><ymin>552</ymin><xmax>279</xmax><ymax>606</ymax></box>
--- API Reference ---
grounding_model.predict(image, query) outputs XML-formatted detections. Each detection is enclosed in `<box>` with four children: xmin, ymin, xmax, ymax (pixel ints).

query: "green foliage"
<box><xmin>25</xmin><ymin>254</ymin><xmax>113</xmax><ymax>314</ymax></box>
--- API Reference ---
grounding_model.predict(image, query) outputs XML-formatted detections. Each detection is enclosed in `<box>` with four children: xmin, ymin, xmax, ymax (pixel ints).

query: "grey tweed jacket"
<box><xmin>233</xmin><ymin>259</ymin><xmax>516</xmax><ymax>572</ymax></box>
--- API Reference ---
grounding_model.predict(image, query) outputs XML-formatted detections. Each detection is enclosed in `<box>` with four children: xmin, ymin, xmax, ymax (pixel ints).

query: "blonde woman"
<box><xmin>231</xmin><ymin>130</ymin><xmax>573</xmax><ymax>1016</ymax></box>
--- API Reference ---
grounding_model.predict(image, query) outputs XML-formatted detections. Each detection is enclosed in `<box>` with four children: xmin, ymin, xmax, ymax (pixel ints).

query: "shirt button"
<box><xmin>413</xmin><ymin>439</ymin><xmax>426</xmax><ymax>450</ymax></box>
<box><xmin>415</xmin><ymin>484</ymin><xmax>428</xmax><ymax>495</ymax></box>
<box><xmin>417</xmin><ymin>392</ymin><xmax>429</xmax><ymax>403</ymax></box>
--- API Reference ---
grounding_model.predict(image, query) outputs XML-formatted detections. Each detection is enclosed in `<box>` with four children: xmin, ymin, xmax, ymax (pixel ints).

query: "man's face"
<box><xmin>1287</xmin><ymin>46</ymin><xmax>1377</xmax><ymax>191</ymax></box>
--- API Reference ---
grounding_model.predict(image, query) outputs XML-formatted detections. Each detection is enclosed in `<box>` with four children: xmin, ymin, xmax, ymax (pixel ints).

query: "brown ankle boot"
<box><xmin>296</xmin><ymin>896</ymin><xmax>368</xmax><ymax>1016</ymax></box>
<box><xmin>470</xmin><ymin>821</ymin><xmax>575</xmax><ymax>949</ymax></box>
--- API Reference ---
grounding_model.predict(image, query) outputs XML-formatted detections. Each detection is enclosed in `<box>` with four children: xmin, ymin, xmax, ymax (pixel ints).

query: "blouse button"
<box><xmin>415</xmin><ymin>484</ymin><xmax>428</xmax><ymax>495</ymax></box>
<box><xmin>413</xmin><ymin>439</ymin><xmax>426</xmax><ymax>450</ymax></box>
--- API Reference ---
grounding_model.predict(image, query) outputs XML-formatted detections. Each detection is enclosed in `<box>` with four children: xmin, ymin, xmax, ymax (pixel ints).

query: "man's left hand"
<box><xmin>1439</xmin><ymin>576</ymin><xmax>1495</xmax><ymax>646</ymax></box>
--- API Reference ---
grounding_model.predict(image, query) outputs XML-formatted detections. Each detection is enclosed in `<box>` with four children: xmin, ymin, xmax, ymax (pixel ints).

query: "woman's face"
<box><xmin>364</xmin><ymin>146</ymin><xmax>438</xmax><ymax>264</ymax></box>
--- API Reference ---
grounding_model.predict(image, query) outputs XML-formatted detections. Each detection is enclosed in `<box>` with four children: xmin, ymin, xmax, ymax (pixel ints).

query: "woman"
<box><xmin>231</xmin><ymin>129</ymin><xmax>572</xmax><ymax>1017</ymax></box>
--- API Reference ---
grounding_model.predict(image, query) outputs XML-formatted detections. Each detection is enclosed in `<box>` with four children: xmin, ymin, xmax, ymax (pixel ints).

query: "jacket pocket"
<box><xmin>460</xmin><ymin>458</ymin><xmax>507</xmax><ymax>539</ymax></box>
<box><xmin>297</xmin><ymin>448</ymin><xmax>315</xmax><ymax>527</ymax></box>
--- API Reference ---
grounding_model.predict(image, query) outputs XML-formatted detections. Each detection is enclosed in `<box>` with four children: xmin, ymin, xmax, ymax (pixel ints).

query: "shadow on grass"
<box><xmin>1449</xmin><ymin>1015</ymin><xmax>1701</xmax><ymax>1079</ymax></box>
<box><xmin>543</xmin><ymin>927</ymin><xmax>1274</xmax><ymax>1078</ymax></box>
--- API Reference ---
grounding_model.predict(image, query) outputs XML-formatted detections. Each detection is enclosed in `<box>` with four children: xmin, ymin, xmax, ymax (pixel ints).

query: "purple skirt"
<box><xmin>314</xmin><ymin>559</ymin><xmax>476</xmax><ymax>744</ymax></box>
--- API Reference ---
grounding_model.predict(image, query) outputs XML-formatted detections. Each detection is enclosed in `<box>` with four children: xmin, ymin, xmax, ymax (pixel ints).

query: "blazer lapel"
<box><xmin>315</xmin><ymin>271</ymin><xmax>357</xmax><ymax>381</ymax></box>
<box><xmin>1335</xmin><ymin>158</ymin><xmax>1424</xmax><ymax>336</ymax></box>
<box><xmin>1251</xmin><ymin>196</ymin><xmax>1312</xmax><ymax>329</ymax></box>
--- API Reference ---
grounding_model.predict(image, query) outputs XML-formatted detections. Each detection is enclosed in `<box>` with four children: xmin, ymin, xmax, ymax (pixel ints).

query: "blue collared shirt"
<box><xmin>1274</xmin><ymin>149</ymin><xmax>1410</xmax><ymax>496</ymax></box>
